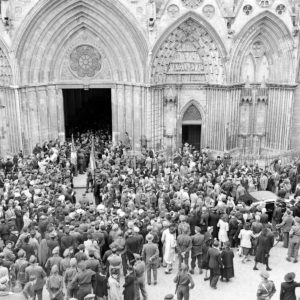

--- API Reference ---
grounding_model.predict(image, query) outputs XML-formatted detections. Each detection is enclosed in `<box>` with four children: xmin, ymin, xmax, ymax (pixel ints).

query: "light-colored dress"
<box><xmin>108</xmin><ymin>276</ymin><xmax>122</xmax><ymax>300</ymax></box>
<box><xmin>217</xmin><ymin>219</ymin><xmax>229</xmax><ymax>243</ymax></box>
<box><xmin>238</xmin><ymin>229</ymin><xmax>253</xmax><ymax>249</ymax></box>
<box><xmin>162</xmin><ymin>229</ymin><xmax>176</xmax><ymax>264</ymax></box>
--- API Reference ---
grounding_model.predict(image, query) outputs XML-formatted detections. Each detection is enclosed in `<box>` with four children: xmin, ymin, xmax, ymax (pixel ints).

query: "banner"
<box><xmin>70</xmin><ymin>134</ymin><xmax>77</xmax><ymax>165</ymax></box>
<box><xmin>89</xmin><ymin>137</ymin><xmax>96</xmax><ymax>173</ymax></box>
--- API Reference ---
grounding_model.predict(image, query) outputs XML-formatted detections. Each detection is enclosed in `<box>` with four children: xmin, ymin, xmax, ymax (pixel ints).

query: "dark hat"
<box><xmin>284</xmin><ymin>272</ymin><xmax>295</xmax><ymax>282</ymax></box>
<box><xmin>164</xmin><ymin>294</ymin><xmax>174</xmax><ymax>300</ymax></box>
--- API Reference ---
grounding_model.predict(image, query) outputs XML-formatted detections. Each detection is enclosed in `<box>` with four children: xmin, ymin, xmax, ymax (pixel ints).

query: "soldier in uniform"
<box><xmin>176</xmin><ymin>228</ymin><xmax>192</xmax><ymax>270</ymax></box>
<box><xmin>64</xmin><ymin>258</ymin><xmax>78</xmax><ymax>300</ymax></box>
<box><xmin>190</xmin><ymin>226</ymin><xmax>204</xmax><ymax>275</ymax></box>
<box><xmin>45</xmin><ymin>247</ymin><xmax>62</xmax><ymax>276</ymax></box>
<box><xmin>46</xmin><ymin>265</ymin><xmax>64</xmax><ymax>300</ymax></box>
<box><xmin>86</xmin><ymin>250</ymin><xmax>101</xmax><ymax>273</ymax></box>
<box><xmin>24</xmin><ymin>256</ymin><xmax>46</xmax><ymax>300</ymax></box>
<box><xmin>173</xmin><ymin>263</ymin><xmax>194</xmax><ymax>300</ymax></box>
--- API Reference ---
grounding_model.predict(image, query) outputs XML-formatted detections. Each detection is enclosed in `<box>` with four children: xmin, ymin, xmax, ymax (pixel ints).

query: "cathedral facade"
<box><xmin>0</xmin><ymin>0</ymin><xmax>299</xmax><ymax>156</ymax></box>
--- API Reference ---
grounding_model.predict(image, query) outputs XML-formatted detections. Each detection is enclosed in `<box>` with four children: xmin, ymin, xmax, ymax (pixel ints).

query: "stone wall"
<box><xmin>0</xmin><ymin>0</ymin><xmax>299</xmax><ymax>155</ymax></box>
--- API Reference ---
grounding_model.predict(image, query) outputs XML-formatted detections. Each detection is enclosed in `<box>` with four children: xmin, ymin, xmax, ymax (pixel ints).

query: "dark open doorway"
<box><xmin>63</xmin><ymin>89</ymin><xmax>111</xmax><ymax>138</ymax></box>
<box><xmin>182</xmin><ymin>125</ymin><xmax>201</xmax><ymax>150</ymax></box>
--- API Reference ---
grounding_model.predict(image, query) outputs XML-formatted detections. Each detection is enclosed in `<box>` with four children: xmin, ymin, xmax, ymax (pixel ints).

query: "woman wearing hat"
<box><xmin>256</xmin><ymin>271</ymin><xmax>276</xmax><ymax>300</ymax></box>
<box><xmin>280</xmin><ymin>272</ymin><xmax>300</xmax><ymax>300</ymax></box>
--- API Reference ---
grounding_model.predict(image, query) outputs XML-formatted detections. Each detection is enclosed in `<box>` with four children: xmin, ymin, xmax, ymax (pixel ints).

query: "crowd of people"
<box><xmin>0</xmin><ymin>130</ymin><xmax>300</xmax><ymax>300</ymax></box>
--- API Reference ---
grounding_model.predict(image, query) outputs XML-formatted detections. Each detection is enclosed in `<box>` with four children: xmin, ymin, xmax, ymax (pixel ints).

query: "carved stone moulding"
<box><xmin>256</xmin><ymin>96</ymin><xmax>268</xmax><ymax>104</ymax></box>
<box><xmin>202</xmin><ymin>5</ymin><xmax>215</xmax><ymax>18</ymax></box>
<box><xmin>275</xmin><ymin>4</ymin><xmax>286</xmax><ymax>15</ymax></box>
<box><xmin>167</xmin><ymin>4</ymin><xmax>180</xmax><ymax>18</ymax></box>
<box><xmin>240</xmin><ymin>97</ymin><xmax>253</xmax><ymax>104</ymax></box>
<box><xmin>256</xmin><ymin>0</ymin><xmax>274</xmax><ymax>8</ymax></box>
<box><xmin>182</xmin><ymin>0</ymin><xmax>204</xmax><ymax>9</ymax></box>
<box><xmin>243</xmin><ymin>5</ymin><xmax>253</xmax><ymax>15</ymax></box>
<box><xmin>69</xmin><ymin>45</ymin><xmax>102</xmax><ymax>78</ymax></box>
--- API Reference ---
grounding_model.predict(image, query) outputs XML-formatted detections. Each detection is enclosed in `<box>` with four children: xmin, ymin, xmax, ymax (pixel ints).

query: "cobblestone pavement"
<box><xmin>3</xmin><ymin>175</ymin><xmax>300</xmax><ymax>300</ymax></box>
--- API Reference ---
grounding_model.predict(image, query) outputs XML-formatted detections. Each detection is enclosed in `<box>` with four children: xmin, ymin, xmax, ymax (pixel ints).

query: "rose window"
<box><xmin>69</xmin><ymin>45</ymin><xmax>101</xmax><ymax>78</ymax></box>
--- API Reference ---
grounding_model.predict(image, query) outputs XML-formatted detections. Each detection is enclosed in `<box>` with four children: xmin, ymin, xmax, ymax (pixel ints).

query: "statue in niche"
<box><xmin>251</xmin><ymin>41</ymin><xmax>265</xmax><ymax>58</ymax></box>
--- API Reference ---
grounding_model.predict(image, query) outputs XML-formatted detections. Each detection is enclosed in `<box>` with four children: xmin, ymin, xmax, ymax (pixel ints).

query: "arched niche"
<box><xmin>230</xmin><ymin>11</ymin><xmax>294</xmax><ymax>83</ymax></box>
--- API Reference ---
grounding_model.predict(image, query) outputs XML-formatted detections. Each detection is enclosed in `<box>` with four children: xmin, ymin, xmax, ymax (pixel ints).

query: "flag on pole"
<box><xmin>89</xmin><ymin>137</ymin><xmax>96</xmax><ymax>173</ymax></box>
<box><xmin>70</xmin><ymin>134</ymin><xmax>77</xmax><ymax>165</ymax></box>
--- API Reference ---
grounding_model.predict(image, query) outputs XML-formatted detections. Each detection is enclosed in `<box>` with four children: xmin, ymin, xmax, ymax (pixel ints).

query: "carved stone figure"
<box><xmin>202</xmin><ymin>5</ymin><xmax>215</xmax><ymax>18</ymax></box>
<box><xmin>167</xmin><ymin>4</ymin><xmax>179</xmax><ymax>18</ymax></box>
<box><xmin>251</xmin><ymin>41</ymin><xmax>266</xmax><ymax>58</ymax></box>
<box><xmin>151</xmin><ymin>18</ymin><xmax>224</xmax><ymax>84</ymax></box>
<box><xmin>256</xmin><ymin>0</ymin><xmax>274</xmax><ymax>8</ymax></box>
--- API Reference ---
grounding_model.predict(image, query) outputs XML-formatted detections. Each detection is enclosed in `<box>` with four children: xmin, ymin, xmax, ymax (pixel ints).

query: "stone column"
<box><xmin>56</xmin><ymin>88</ymin><xmax>65</xmax><ymax>143</ymax></box>
<box><xmin>36</xmin><ymin>87</ymin><xmax>49</xmax><ymax>142</ymax></box>
<box><xmin>133</xmin><ymin>85</ymin><xmax>142</xmax><ymax>152</ymax></box>
<box><xmin>27</xmin><ymin>87</ymin><xmax>40</xmax><ymax>148</ymax></box>
<box><xmin>47</xmin><ymin>85</ymin><xmax>59</xmax><ymax>140</ymax></box>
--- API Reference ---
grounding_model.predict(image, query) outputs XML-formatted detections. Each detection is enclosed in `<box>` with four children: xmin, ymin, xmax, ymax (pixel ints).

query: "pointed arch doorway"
<box><xmin>181</xmin><ymin>104</ymin><xmax>202</xmax><ymax>150</ymax></box>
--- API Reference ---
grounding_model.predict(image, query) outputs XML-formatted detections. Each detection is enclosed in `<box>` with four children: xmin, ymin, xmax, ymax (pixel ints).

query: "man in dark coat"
<box><xmin>280</xmin><ymin>272</ymin><xmax>300</xmax><ymax>300</ymax></box>
<box><xmin>123</xmin><ymin>266</ymin><xmax>136</xmax><ymax>300</ymax></box>
<box><xmin>207</xmin><ymin>240</ymin><xmax>223</xmax><ymax>289</ymax></box>
<box><xmin>208</xmin><ymin>208</ymin><xmax>220</xmax><ymax>239</ymax></box>
<box><xmin>60</xmin><ymin>227</ymin><xmax>75</xmax><ymax>255</ymax></box>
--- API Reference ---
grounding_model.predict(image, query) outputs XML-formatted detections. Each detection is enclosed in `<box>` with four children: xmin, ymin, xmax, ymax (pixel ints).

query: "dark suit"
<box><xmin>207</xmin><ymin>247</ymin><xmax>223</xmax><ymax>288</ymax></box>
<box><xmin>280</xmin><ymin>281</ymin><xmax>300</xmax><ymax>300</ymax></box>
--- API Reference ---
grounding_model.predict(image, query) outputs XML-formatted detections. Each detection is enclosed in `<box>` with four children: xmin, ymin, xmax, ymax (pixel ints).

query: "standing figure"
<box><xmin>173</xmin><ymin>263</ymin><xmax>194</xmax><ymax>300</ymax></box>
<box><xmin>176</xmin><ymin>228</ymin><xmax>192</xmax><ymax>271</ymax></box>
<box><xmin>142</xmin><ymin>234</ymin><xmax>159</xmax><ymax>285</ymax></box>
<box><xmin>217</xmin><ymin>215</ymin><xmax>229</xmax><ymax>247</ymax></box>
<box><xmin>46</xmin><ymin>265</ymin><xmax>64</xmax><ymax>300</ymax></box>
<box><xmin>238</xmin><ymin>223</ymin><xmax>253</xmax><ymax>263</ymax></box>
<box><xmin>64</xmin><ymin>258</ymin><xmax>78</xmax><ymax>300</ymax></box>
<box><xmin>253</xmin><ymin>228</ymin><xmax>274</xmax><ymax>271</ymax></box>
<box><xmin>190</xmin><ymin>226</ymin><xmax>204</xmax><ymax>275</ymax></box>
<box><xmin>280</xmin><ymin>272</ymin><xmax>300</xmax><ymax>300</ymax></box>
<box><xmin>123</xmin><ymin>266</ymin><xmax>136</xmax><ymax>300</ymax></box>
<box><xmin>108</xmin><ymin>269</ymin><xmax>122</xmax><ymax>300</ymax></box>
<box><xmin>220</xmin><ymin>242</ymin><xmax>234</xmax><ymax>282</ymax></box>
<box><xmin>287</xmin><ymin>216</ymin><xmax>300</xmax><ymax>263</ymax></box>
<box><xmin>25</xmin><ymin>256</ymin><xmax>46</xmax><ymax>300</ymax></box>
<box><xmin>71</xmin><ymin>261</ymin><xmax>95</xmax><ymax>300</ymax></box>
<box><xmin>134</xmin><ymin>254</ymin><xmax>147</xmax><ymax>300</ymax></box>
<box><xmin>207</xmin><ymin>240</ymin><xmax>223</xmax><ymax>289</ymax></box>
<box><xmin>162</xmin><ymin>226</ymin><xmax>176</xmax><ymax>274</ymax></box>
<box><xmin>93</xmin><ymin>266</ymin><xmax>108</xmax><ymax>300</ymax></box>
<box><xmin>256</xmin><ymin>271</ymin><xmax>276</xmax><ymax>300</ymax></box>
